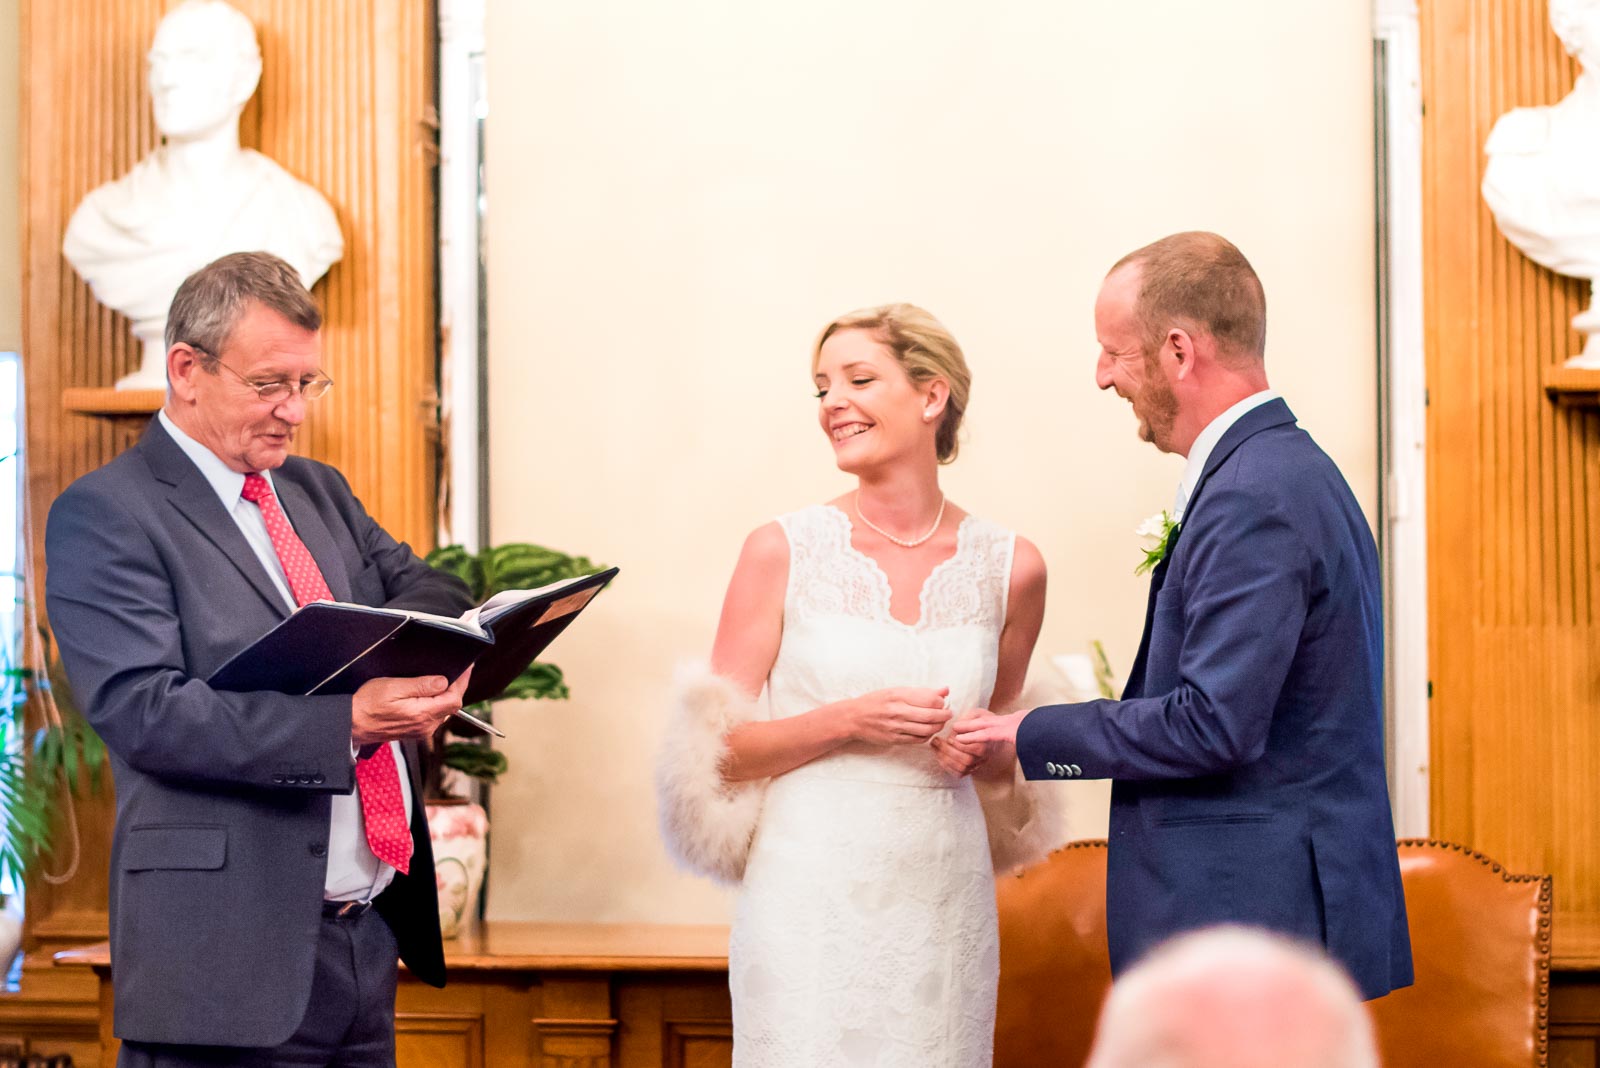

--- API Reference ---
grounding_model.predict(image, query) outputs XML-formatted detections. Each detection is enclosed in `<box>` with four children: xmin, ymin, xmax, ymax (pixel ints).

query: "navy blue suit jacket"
<box><xmin>1016</xmin><ymin>399</ymin><xmax>1412</xmax><ymax>999</ymax></box>
<box><xmin>45</xmin><ymin>419</ymin><xmax>473</xmax><ymax>1046</ymax></box>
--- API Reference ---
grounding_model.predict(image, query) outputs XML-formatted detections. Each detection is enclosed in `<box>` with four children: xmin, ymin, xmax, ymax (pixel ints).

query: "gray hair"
<box><xmin>1086</xmin><ymin>926</ymin><xmax>1380</xmax><ymax>1068</ymax></box>
<box><xmin>165</xmin><ymin>251</ymin><xmax>321</xmax><ymax>358</ymax></box>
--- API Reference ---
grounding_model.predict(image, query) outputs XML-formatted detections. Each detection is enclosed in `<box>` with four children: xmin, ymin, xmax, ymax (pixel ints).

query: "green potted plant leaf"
<box><xmin>419</xmin><ymin>541</ymin><xmax>606</xmax><ymax>936</ymax></box>
<box><xmin>0</xmin><ymin>624</ymin><xmax>107</xmax><ymax>981</ymax></box>
<box><xmin>0</xmin><ymin>628</ymin><xmax>107</xmax><ymax>883</ymax></box>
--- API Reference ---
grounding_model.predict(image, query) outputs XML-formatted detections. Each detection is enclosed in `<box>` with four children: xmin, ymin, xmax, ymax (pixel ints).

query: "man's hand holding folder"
<box><xmin>208</xmin><ymin>567</ymin><xmax>620</xmax><ymax>732</ymax></box>
<box><xmin>352</xmin><ymin>666</ymin><xmax>475</xmax><ymax>745</ymax></box>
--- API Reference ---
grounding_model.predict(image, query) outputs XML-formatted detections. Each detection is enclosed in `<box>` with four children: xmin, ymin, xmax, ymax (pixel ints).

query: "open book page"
<box><xmin>335</xmin><ymin>603</ymin><xmax>489</xmax><ymax>638</ymax></box>
<box><xmin>458</xmin><ymin>572</ymin><xmax>596</xmax><ymax>629</ymax></box>
<box><xmin>309</xmin><ymin>573</ymin><xmax>603</xmax><ymax>640</ymax></box>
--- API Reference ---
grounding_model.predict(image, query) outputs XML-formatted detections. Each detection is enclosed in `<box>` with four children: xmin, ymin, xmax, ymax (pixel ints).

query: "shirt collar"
<box><xmin>1173</xmin><ymin>389</ymin><xmax>1279</xmax><ymax>522</ymax></box>
<box><xmin>158</xmin><ymin>409</ymin><xmax>277</xmax><ymax>510</ymax></box>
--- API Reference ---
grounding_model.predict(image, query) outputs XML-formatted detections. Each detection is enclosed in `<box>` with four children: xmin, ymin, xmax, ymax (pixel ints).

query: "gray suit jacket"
<box><xmin>45</xmin><ymin>418</ymin><xmax>474</xmax><ymax>1047</ymax></box>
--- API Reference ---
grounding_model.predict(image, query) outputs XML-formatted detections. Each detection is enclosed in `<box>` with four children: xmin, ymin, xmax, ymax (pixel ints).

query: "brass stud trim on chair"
<box><xmin>1397</xmin><ymin>838</ymin><xmax>1552</xmax><ymax>1068</ymax></box>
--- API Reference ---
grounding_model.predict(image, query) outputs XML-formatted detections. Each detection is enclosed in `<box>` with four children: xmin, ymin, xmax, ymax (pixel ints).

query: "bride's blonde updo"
<box><xmin>811</xmin><ymin>303</ymin><xmax>972</xmax><ymax>464</ymax></box>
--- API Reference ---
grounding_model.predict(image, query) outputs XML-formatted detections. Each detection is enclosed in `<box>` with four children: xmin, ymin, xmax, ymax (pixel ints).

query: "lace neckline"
<box><xmin>822</xmin><ymin>504</ymin><xmax>976</xmax><ymax>631</ymax></box>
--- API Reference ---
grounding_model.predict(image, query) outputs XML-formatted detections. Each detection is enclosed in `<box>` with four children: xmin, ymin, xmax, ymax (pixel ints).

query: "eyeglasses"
<box><xmin>189</xmin><ymin>345</ymin><xmax>335</xmax><ymax>403</ymax></box>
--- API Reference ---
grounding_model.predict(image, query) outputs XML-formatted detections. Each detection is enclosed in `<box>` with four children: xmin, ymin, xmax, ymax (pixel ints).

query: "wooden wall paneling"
<box><xmin>17</xmin><ymin>0</ymin><xmax>164</xmax><ymax>974</ymax></box>
<box><xmin>392</xmin><ymin>965</ymin><xmax>733</xmax><ymax>1068</ymax></box>
<box><xmin>535</xmin><ymin>976</ymin><xmax>619</xmax><ymax>1066</ymax></box>
<box><xmin>1420</xmin><ymin>0</ymin><xmax>1600</xmax><ymax>966</ymax></box>
<box><xmin>614</xmin><ymin>977</ymin><xmax>732</xmax><ymax>1068</ymax></box>
<box><xmin>1551</xmin><ymin>974</ymin><xmax>1600</xmax><ymax>1066</ymax></box>
<box><xmin>397</xmin><ymin>978</ymin><xmax>534</xmax><ymax>1068</ymax></box>
<box><xmin>395</xmin><ymin>1013</ymin><xmax>486</xmax><ymax>1068</ymax></box>
<box><xmin>12</xmin><ymin>0</ymin><xmax>441</xmax><ymax>1044</ymax></box>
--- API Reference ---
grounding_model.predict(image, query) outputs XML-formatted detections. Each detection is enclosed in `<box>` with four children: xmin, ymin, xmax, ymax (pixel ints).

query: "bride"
<box><xmin>657</xmin><ymin>303</ymin><xmax>1053</xmax><ymax>1067</ymax></box>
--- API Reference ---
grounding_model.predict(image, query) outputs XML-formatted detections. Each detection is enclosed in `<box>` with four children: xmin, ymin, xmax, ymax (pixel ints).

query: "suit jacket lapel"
<box><xmin>274</xmin><ymin>474</ymin><xmax>353</xmax><ymax>603</ymax></box>
<box><xmin>1121</xmin><ymin>399</ymin><xmax>1294</xmax><ymax>699</ymax></box>
<box><xmin>140</xmin><ymin>419</ymin><xmax>291</xmax><ymax>619</ymax></box>
<box><xmin>1180</xmin><ymin>397</ymin><xmax>1297</xmax><ymax>526</ymax></box>
<box><xmin>1122</xmin><ymin>524</ymin><xmax>1183</xmax><ymax>699</ymax></box>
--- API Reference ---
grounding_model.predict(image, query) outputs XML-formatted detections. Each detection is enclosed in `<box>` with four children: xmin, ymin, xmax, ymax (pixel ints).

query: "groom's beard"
<box><xmin>1134</xmin><ymin>352</ymin><xmax>1179</xmax><ymax>450</ymax></box>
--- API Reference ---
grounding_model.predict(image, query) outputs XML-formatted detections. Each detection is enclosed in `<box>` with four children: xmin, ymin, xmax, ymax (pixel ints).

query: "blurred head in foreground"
<box><xmin>1086</xmin><ymin>926</ymin><xmax>1380</xmax><ymax>1068</ymax></box>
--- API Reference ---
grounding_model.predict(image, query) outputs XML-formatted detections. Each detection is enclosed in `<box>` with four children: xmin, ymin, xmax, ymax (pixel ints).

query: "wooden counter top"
<box><xmin>56</xmin><ymin>921</ymin><xmax>732</xmax><ymax>974</ymax></box>
<box><xmin>445</xmin><ymin>921</ymin><xmax>730</xmax><ymax>971</ymax></box>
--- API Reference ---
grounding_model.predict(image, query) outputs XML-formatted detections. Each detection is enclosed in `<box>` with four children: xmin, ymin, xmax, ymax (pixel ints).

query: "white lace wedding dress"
<box><xmin>729</xmin><ymin>504</ymin><xmax>1015</xmax><ymax>1067</ymax></box>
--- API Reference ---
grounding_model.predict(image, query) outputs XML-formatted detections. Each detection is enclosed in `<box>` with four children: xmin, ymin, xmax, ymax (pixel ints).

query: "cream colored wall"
<box><xmin>0</xmin><ymin>0</ymin><xmax>19</xmax><ymax>353</ymax></box>
<box><xmin>483</xmin><ymin>1</ymin><xmax>1377</xmax><ymax>924</ymax></box>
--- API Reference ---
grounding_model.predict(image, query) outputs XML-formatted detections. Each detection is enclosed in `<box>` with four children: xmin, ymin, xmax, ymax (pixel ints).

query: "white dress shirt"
<box><xmin>159</xmin><ymin>410</ymin><xmax>409</xmax><ymax>901</ymax></box>
<box><xmin>1173</xmin><ymin>390</ymin><xmax>1280</xmax><ymax>523</ymax></box>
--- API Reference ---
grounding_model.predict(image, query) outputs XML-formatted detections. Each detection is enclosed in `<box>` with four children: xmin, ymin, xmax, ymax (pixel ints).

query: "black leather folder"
<box><xmin>207</xmin><ymin>566</ymin><xmax>619</xmax><ymax>707</ymax></box>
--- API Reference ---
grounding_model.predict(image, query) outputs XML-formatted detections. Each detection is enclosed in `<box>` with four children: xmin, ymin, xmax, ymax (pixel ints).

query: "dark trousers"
<box><xmin>117</xmin><ymin>906</ymin><xmax>400</xmax><ymax>1068</ymax></box>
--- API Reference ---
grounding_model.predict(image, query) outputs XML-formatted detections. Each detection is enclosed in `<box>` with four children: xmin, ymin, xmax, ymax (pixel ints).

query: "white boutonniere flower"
<box><xmin>1135</xmin><ymin>510</ymin><xmax>1179</xmax><ymax>577</ymax></box>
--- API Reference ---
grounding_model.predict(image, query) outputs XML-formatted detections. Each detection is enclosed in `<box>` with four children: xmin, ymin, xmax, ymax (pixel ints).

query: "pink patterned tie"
<box><xmin>241</xmin><ymin>473</ymin><xmax>413</xmax><ymax>875</ymax></box>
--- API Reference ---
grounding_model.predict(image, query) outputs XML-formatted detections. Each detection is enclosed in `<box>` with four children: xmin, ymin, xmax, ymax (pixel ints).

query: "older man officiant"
<box><xmin>46</xmin><ymin>252</ymin><xmax>472</xmax><ymax>1066</ymax></box>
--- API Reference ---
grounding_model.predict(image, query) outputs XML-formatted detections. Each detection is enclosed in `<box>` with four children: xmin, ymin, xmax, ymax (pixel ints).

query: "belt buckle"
<box><xmin>335</xmin><ymin>900</ymin><xmax>370</xmax><ymax>918</ymax></box>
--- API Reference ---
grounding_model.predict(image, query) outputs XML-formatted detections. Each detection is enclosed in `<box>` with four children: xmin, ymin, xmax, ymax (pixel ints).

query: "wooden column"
<box><xmin>1419</xmin><ymin>0</ymin><xmax>1600</xmax><ymax>977</ymax></box>
<box><xmin>12</xmin><ymin>0</ymin><xmax>439</xmax><ymax>1047</ymax></box>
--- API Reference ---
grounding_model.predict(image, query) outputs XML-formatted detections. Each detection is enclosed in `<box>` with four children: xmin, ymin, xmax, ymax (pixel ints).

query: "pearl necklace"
<box><xmin>855</xmin><ymin>492</ymin><xmax>946</xmax><ymax>548</ymax></box>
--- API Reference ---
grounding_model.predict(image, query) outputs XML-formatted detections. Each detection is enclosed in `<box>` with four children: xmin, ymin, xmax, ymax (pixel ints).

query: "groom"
<box><xmin>956</xmin><ymin>231</ymin><xmax>1412</xmax><ymax>1000</ymax></box>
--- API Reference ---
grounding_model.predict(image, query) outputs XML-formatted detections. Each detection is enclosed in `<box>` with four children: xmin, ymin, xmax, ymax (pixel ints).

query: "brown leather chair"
<box><xmin>1370</xmin><ymin>839</ymin><xmax>1552</xmax><ymax>1068</ymax></box>
<box><xmin>995</xmin><ymin>837</ymin><xmax>1551</xmax><ymax>1068</ymax></box>
<box><xmin>994</xmin><ymin>840</ymin><xmax>1111</xmax><ymax>1068</ymax></box>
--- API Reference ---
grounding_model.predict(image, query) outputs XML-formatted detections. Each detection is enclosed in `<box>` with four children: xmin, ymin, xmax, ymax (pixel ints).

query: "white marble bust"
<box><xmin>62</xmin><ymin>0</ymin><xmax>343</xmax><ymax>390</ymax></box>
<box><xmin>1483</xmin><ymin>0</ymin><xmax>1600</xmax><ymax>368</ymax></box>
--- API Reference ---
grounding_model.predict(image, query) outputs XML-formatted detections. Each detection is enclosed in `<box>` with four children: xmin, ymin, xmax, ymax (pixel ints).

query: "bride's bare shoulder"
<box><xmin>737</xmin><ymin>521</ymin><xmax>789</xmax><ymax>569</ymax></box>
<box><xmin>1011</xmin><ymin>535</ymin><xmax>1048</xmax><ymax>589</ymax></box>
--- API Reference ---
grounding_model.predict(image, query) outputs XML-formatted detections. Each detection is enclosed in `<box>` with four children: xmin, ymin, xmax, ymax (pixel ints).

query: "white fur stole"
<box><xmin>655</xmin><ymin>662</ymin><xmax>767</xmax><ymax>885</ymax></box>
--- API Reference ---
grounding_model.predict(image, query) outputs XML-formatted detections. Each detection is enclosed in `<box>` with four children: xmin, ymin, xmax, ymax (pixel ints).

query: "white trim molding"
<box><xmin>1375</xmin><ymin>0</ymin><xmax>1430</xmax><ymax>838</ymax></box>
<box><xmin>438</xmin><ymin>0</ymin><xmax>487</xmax><ymax>551</ymax></box>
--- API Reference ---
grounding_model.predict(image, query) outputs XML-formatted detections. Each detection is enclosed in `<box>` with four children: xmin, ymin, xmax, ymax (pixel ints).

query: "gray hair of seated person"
<box><xmin>1085</xmin><ymin>926</ymin><xmax>1380</xmax><ymax>1068</ymax></box>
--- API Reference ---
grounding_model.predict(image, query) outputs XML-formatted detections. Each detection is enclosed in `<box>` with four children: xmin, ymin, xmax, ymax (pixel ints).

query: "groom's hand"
<box><xmin>950</xmin><ymin>707</ymin><xmax>1026</xmax><ymax>766</ymax></box>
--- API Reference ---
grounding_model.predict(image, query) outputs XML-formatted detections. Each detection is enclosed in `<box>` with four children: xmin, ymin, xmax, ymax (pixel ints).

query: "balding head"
<box><xmin>1109</xmin><ymin>231</ymin><xmax>1267</xmax><ymax>367</ymax></box>
<box><xmin>1086</xmin><ymin>927</ymin><xmax>1379</xmax><ymax>1068</ymax></box>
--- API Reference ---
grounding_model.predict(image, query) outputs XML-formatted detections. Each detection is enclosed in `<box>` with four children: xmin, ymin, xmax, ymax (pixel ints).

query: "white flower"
<box><xmin>1134</xmin><ymin>510</ymin><xmax>1179</xmax><ymax>577</ymax></box>
<box><xmin>1136</xmin><ymin>512</ymin><xmax>1169</xmax><ymax>542</ymax></box>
